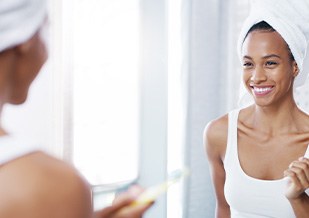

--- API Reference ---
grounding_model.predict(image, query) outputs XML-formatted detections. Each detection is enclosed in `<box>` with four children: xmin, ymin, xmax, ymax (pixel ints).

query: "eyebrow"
<box><xmin>243</xmin><ymin>54</ymin><xmax>282</xmax><ymax>60</ymax></box>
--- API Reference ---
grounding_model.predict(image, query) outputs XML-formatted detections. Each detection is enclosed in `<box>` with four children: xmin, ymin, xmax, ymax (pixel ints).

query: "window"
<box><xmin>72</xmin><ymin>0</ymin><xmax>140</xmax><ymax>186</ymax></box>
<box><xmin>167</xmin><ymin>0</ymin><xmax>185</xmax><ymax>217</ymax></box>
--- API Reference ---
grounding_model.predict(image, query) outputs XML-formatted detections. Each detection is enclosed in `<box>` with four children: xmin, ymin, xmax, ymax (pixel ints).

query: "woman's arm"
<box><xmin>284</xmin><ymin>157</ymin><xmax>309</xmax><ymax>217</ymax></box>
<box><xmin>204</xmin><ymin>116</ymin><xmax>230</xmax><ymax>218</ymax></box>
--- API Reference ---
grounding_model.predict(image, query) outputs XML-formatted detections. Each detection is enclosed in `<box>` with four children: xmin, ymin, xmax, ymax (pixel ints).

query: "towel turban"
<box><xmin>0</xmin><ymin>0</ymin><xmax>47</xmax><ymax>53</ymax></box>
<box><xmin>237</xmin><ymin>0</ymin><xmax>309</xmax><ymax>107</ymax></box>
<box><xmin>237</xmin><ymin>0</ymin><xmax>309</xmax><ymax>88</ymax></box>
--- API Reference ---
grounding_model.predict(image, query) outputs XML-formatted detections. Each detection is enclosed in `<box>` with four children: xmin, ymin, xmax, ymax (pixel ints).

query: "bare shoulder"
<box><xmin>203</xmin><ymin>114</ymin><xmax>231</xmax><ymax>215</ymax></box>
<box><xmin>203</xmin><ymin>113</ymin><xmax>229</xmax><ymax>160</ymax></box>
<box><xmin>0</xmin><ymin>152</ymin><xmax>93</xmax><ymax>218</ymax></box>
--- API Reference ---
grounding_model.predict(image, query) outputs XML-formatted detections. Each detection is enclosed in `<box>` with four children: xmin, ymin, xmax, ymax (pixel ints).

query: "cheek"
<box><xmin>272</xmin><ymin>68</ymin><xmax>293</xmax><ymax>85</ymax></box>
<box><xmin>242</xmin><ymin>70</ymin><xmax>252</xmax><ymax>84</ymax></box>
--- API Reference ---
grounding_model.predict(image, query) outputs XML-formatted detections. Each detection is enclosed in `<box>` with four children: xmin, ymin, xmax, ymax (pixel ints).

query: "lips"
<box><xmin>250</xmin><ymin>85</ymin><xmax>274</xmax><ymax>96</ymax></box>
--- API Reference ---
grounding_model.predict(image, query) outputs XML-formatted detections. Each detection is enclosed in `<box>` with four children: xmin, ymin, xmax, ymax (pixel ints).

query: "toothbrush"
<box><xmin>132</xmin><ymin>167</ymin><xmax>190</xmax><ymax>206</ymax></box>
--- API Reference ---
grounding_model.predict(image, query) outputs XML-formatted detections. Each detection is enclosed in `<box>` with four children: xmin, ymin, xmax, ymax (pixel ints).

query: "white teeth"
<box><xmin>254</xmin><ymin>87</ymin><xmax>272</xmax><ymax>93</ymax></box>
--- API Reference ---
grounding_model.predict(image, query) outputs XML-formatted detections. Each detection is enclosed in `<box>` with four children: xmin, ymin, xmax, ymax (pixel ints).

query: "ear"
<box><xmin>292</xmin><ymin>61</ymin><xmax>299</xmax><ymax>77</ymax></box>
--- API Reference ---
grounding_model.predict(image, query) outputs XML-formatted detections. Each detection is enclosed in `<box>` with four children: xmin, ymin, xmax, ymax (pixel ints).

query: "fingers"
<box><xmin>292</xmin><ymin>157</ymin><xmax>309</xmax><ymax>184</ymax></box>
<box><xmin>102</xmin><ymin>186</ymin><xmax>143</xmax><ymax>216</ymax></box>
<box><xmin>113</xmin><ymin>200</ymin><xmax>154</xmax><ymax>218</ymax></box>
<box><xmin>284</xmin><ymin>169</ymin><xmax>302</xmax><ymax>190</ymax></box>
<box><xmin>284</xmin><ymin>157</ymin><xmax>309</xmax><ymax>198</ymax></box>
<box><xmin>288</xmin><ymin>157</ymin><xmax>309</xmax><ymax>187</ymax></box>
<box><xmin>113</xmin><ymin>185</ymin><xmax>144</xmax><ymax>205</ymax></box>
<box><xmin>95</xmin><ymin>185</ymin><xmax>153</xmax><ymax>218</ymax></box>
<box><xmin>112</xmin><ymin>185</ymin><xmax>153</xmax><ymax>218</ymax></box>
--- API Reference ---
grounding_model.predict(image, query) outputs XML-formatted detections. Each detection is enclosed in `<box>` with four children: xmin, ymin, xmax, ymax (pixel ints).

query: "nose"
<box><xmin>250</xmin><ymin>66</ymin><xmax>267</xmax><ymax>83</ymax></box>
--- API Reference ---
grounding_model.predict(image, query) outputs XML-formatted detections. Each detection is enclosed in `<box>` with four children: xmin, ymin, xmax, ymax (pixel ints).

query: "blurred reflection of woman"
<box><xmin>0</xmin><ymin>1</ymin><xmax>151</xmax><ymax>217</ymax></box>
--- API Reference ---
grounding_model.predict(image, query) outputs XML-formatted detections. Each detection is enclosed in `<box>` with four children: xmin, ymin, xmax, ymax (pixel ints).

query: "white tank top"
<box><xmin>0</xmin><ymin>135</ymin><xmax>41</xmax><ymax>165</ymax></box>
<box><xmin>224</xmin><ymin>109</ymin><xmax>309</xmax><ymax>218</ymax></box>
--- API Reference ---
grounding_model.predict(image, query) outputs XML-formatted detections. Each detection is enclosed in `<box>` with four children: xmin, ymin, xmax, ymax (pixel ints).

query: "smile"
<box><xmin>251</xmin><ymin>86</ymin><xmax>274</xmax><ymax>96</ymax></box>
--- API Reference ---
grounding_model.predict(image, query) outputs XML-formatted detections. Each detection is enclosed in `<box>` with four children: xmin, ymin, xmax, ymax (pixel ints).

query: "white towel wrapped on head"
<box><xmin>0</xmin><ymin>0</ymin><xmax>47</xmax><ymax>53</ymax></box>
<box><xmin>237</xmin><ymin>0</ymin><xmax>309</xmax><ymax>88</ymax></box>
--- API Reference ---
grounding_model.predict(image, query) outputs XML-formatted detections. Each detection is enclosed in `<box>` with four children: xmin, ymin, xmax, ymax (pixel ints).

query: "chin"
<box><xmin>253</xmin><ymin>99</ymin><xmax>274</xmax><ymax>107</ymax></box>
<box><xmin>9</xmin><ymin>94</ymin><xmax>28</xmax><ymax>105</ymax></box>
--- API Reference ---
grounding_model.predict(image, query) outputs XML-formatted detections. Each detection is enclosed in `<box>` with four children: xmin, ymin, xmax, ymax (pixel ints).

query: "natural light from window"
<box><xmin>72</xmin><ymin>0</ymin><xmax>139</xmax><ymax>186</ymax></box>
<box><xmin>167</xmin><ymin>0</ymin><xmax>184</xmax><ymax>217</ymax></box>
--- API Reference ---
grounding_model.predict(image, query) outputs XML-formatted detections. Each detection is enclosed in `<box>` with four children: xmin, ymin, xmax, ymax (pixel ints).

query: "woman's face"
<box><xmin>242</xmin><ymin>30</ymin><xmax>298</xmax><ymax>107</ymax></box>
<box><xmin>8</xmin><ymin>29</ymin><xmax>48</xmax><ymax>104</ymax></box>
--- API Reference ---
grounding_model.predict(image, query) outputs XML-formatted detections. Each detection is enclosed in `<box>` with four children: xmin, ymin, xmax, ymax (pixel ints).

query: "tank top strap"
<box><xmin>224</xmin><ymin>108</ymin><xmax>241</xmax><ymax>166</ymax></box>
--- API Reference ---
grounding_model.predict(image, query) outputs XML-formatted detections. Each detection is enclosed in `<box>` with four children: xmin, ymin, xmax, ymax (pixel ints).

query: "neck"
<box><xmin>252</xmin><ymin>96</ymin><xmax>302</xmax><ymax>135</ymax></box>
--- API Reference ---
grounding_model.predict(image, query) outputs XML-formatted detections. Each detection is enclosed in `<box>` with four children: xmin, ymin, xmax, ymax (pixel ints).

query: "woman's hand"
<box><xmin>284</xmin><ymin>157</ymin><xmax>309</xmax><ymax>200</ymax></box>
<box><xmin>93</xmin><ymin>185</ymin><xmax>153</xmax><ymax>218</ymax></box>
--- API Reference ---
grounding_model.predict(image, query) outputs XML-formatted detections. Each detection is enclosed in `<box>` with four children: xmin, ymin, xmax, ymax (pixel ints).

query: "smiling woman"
<box><xmin>242</xmin><ymin>24</ymin><xmax>298</xmax><ymax>106</ymax></box>
<box><xmin>204</xmin><ymin>0</ymin><xmax>309</xmax><ymax>217</ymax></box>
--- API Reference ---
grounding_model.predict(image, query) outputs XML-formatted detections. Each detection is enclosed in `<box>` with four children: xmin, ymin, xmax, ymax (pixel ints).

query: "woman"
<box><xmin>0</xmin><ymin>0</ymin><xmax>151</xmax><ymax>217</ymax></box>
<box><xmin>204</xmin><ymin>1</ymin><xmax>309</xmax><ymax>217</ymax></box>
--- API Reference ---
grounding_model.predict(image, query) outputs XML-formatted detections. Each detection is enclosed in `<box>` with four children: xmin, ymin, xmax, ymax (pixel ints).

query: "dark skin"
<box><xmin>0</xmin><ymin>26</ymin><xmax>152</xmax><ymax>218</ymax></box>
<box><xmin>205</xmin><ymin>30</ymin><xmax>309</xmax><ymax>217</ymax></box>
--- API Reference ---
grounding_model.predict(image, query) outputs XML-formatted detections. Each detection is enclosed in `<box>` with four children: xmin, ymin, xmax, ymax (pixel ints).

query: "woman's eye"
<box><xmin>266</xmin><ymin>61</ymin><xmax>277</xmax><ymax>66</ymax></box>
<box><xmin>243</xmin><ymin>62</ymin><xmax>253</xmax><ymax>67</ymax></box>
